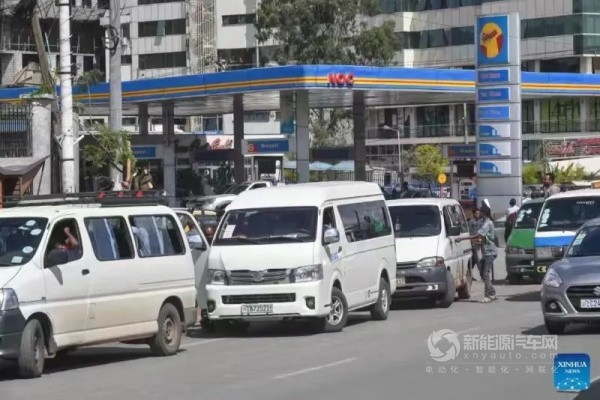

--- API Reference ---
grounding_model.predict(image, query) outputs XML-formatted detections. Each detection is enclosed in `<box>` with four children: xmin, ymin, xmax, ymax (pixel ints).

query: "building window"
<box><xmin>121</xmin><ymin>23</ymin><xmax>130</xmax><ymax>39</ymax></box>
<box><xmin>139</xmin><ymin>51</ymin><xmax>186</xmax><ymax>69</ymax></box>
<box><xmin>574</xmin><ymin>0</ymin><xmax>600</xmax><ymax>13</ymax></box>
<box><xmin>222</xmin><ymin>13</ymin><xmax>256</xmax><ymax>26</ymax></box>
<box><xmin>138</xmin><ymin>19</ymin><xmax>186</xmax><ymax>37</ymax></box>
<box><xmin>416</xmin><ymin>106</ymin><xmax>450</xmax><ymax>137</ymax></box>
<box><xmin>379</xmin><ymin>0</ymin><xmax>502</xmax><ymax>13</ymax></box>
<box><xmin>217</xmin><ymin>48</ymin><xmax>255</xmax><ymax>70</ymax></box>
<box><xmin>541</xmin><ymin>99</ymin><xmax>581</xmax><ymax>133</ymax></box>
<box><xmin>522</xmin><ymin>101</ymin><xmax>535</xmax><ymax>134</ymax></box>
<box><xmin>138</xmin><ymin>0</ymin><xmax>183</xmax><ymax>5</ymax></box>
<box><xmin>121</xmin><ymin>55</ymin><xmax>132</xmax><ymax>65</ymax></box>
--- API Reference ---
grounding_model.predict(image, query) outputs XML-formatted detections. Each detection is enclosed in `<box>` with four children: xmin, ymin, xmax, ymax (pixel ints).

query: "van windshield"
<box><xmin>0</xmin><ymin>217</ymin><xmax>48</xmax><ymax>266</ymax></box>
<box><xmin>214</xmin><ymin>207</ymin><xmax>318</xmax><ymax>245</ymax></box>
<box><xmin>538</xmin><ymin>197</ymin><xmax>600</xmax><ymax>232</ymax></box>
<box><xmin>514</xmin><ymin>202</ymin><xmax>543</xmax><ymax>229</ymax></box>
<box><xmin>389</xmin><ymin>205</ymin><xmax>441</xmax><ymax>238</ymax></box>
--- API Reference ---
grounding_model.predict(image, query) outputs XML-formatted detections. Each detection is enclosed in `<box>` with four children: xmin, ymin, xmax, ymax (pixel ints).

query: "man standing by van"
<box><xmin>543</xmin><ymin>173</ymin><xmax>560</xmax><ymax>198</ymax></box>
<box><xmin>457</xmin><ymin>204</ymin><xmax>497</xmax><ymax>303</ymax></box>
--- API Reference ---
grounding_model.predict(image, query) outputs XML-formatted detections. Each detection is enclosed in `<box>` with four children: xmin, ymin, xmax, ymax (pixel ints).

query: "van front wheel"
<box><xmin>312</xmin><ymin>287</ymin><xmax>348</xmax><ymax>333</ymax></box>
<box><xmin>18</xmin><ymin>319</ymin><xmax>46</xmax><ymax>378</ymax></box>
<box><xmin>370</xmin><ymin>278</ymin><xmax>391</xmax><ymax>320</ymax></box>
<box><xmin>439</xmin><ymin>271</ymin><xmax>456</xmax><ymax>308</ymax></box>
<box><xmin>150</xmin><ymin>303</ymin><xmax>183</xmax><ymax>356</ymax></box>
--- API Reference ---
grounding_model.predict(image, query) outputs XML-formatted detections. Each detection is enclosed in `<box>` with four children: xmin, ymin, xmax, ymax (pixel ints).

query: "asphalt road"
<box><xmin>2</xmin><ymin>249</ymin><xmax>599</xmax><ymax>400</ymax></box>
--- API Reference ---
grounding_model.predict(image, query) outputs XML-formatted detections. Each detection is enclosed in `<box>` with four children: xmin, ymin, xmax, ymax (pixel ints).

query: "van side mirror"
<box><xmin>447</xmin><ymin>226</ymin><xmax>462</xmax><ymax>237</ymax></box>
<box><xmin>46</xmin><ymin>248</ymin><xmax>69</xmax><ymax>268</ymax></box>
<box><xmin>323</xmin><ymin>227</ymin><xmax>340</xmax><ymax>244</ymax></box>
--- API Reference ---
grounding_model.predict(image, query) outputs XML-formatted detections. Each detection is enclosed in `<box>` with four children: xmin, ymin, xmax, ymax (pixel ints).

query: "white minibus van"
<box><xmin>0</xmin><ymin>196</ymin><xmax>198</xmax><ymax>378</ymax></box>
<box><xmin>206</xmin><ymin>182</ymin><xmax>397</xmax><ymax>332</ymax></box>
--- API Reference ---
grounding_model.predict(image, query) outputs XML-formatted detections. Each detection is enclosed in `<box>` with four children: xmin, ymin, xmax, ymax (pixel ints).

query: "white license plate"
<box><xmin>397</xmin><ymin>276</ymin><xmax>406</xmax><ymax>286</ymax></box>
<box><xmin>580</xmin><ymin>299</ymin><xmax>600</xmax><ymax>309</ymax></box>
<box><xmin>241</xmin><ymin>303</ymin><xmax>273</xmax><ymax>315</ymax></box>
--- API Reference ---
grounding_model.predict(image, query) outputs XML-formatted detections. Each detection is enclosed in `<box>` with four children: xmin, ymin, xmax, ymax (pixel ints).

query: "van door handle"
<box><xmin>82</xmin><ymin>269</ymin><xmax>90</xmax><ymax>276</ymax></box>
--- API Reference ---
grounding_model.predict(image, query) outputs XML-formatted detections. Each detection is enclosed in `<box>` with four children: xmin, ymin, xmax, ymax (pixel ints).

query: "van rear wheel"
<box><xmin>18</xmin><ymin>319</ymin><xmax>46</xmax><ymax>379</ymax></box>
<box><xmin>150</xmin><ymin>303</ymin><xmax>182</xmax><ymax>356</ymax></box>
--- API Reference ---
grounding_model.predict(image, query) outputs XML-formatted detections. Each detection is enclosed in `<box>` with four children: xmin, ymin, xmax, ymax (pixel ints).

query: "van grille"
<box><xmin>222</xmin><ymin>294</ymin><xmax>296</xmax><ymax>304</ymax></box>
<box><xmin>228</xmin><ymin>269</ymin><xmax>290</xmax><ymax>285</ymax></box>
<box><xmin>397</xmin><ymin>262</ymin><xmax>417</xmax><ymax>270</ymax></box>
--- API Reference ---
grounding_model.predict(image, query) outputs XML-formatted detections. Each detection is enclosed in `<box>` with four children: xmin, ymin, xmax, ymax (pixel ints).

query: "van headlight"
<box><xmin>416</xmin><ymin>257</ymin><xmax>445</xmax><ymax>268</ymax></box>
<box><xmin>506</xmin><ymin>246</ymin><xmax>525</xmax><ymax>255</ymax></box>
<box><xmin>535</xmin><ymin>247</ymin><xmax>552</xmax><ymax>259</ymax></box>
<box><xmin>0</xmin><ymin>289</ymin><xmax>19</xmax><ymax>311</ymax></box>
<box><xmin>208</xmin><ymin>269</ymin><xmax>227</xmax><ymax>285</ymax></box>
<box><xmin>292</xmin><ymin>265</ymin><xmax>323</xmax><ymax>283</ymax></box>
<box><xmin>543</xmin><ymin>269</ymin><xmax>563</xmax><ymax>288</ymax></box>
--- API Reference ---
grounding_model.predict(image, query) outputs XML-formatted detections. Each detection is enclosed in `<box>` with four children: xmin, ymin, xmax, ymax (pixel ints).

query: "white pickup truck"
<box><xmin>192</xmin><ymin>181</ymin><xmax>275</xmax><ymax>211</ymax></box>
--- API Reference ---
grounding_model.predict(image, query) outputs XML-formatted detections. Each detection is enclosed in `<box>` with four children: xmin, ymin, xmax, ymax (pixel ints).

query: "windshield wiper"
<box><xmin>226</xmin><ymin>237</ymin><xmax>262</xmax><ymax>244</ymax></box>
<box><xmin>264</xmin><ymin>235</ymin><xmax>308</xmax><ymax>242</ymax></box>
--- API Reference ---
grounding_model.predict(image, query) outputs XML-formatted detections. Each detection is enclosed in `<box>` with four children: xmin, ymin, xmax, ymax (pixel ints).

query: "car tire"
<box><xmin>200</xmin><ymin>317</ymin><xmax>216</xmax><ymax>333</ymax></box>
<box><xmin>18</xmin><ymin>319</ymin><xmax>46</xmax><ymax>379</ymax></box>
<box><xmin>150</xmin><ymin>303</ymin><xmax>183</xmax><ymax>356</ymax></box>
<box><xmin>439</xmin><ymin>271</ymin><xmax>455</xmax><ymax>308</ymax></box>
<box><xmin>457</xmin><ymin>266</ymin><xmax>472</xmax><ymax>300</ymax></box>
<box><xmin>370</xmin><ymin>278</ymin><xmax>391</xmax><ymax>321</ymax></box>
<box><xmin>507</xmin><ymin>273</ymin><xmax>522</xmax><ymax>284</ymax></box>
<box><xmin>312</xmin><ymin>287</ymin><xmax>348</xmax><ymax>333</ymax></box>
<box><xmin>544</xmin><ymin>318</ymin><xmax>566</xmax><ymax>335</ymax></box>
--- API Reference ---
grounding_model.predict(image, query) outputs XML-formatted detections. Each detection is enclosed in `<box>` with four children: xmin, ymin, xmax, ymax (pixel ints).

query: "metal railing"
<box><xmin>0</xmin><ymin>104</ymin><xmax>32</xmax><ymax>158</ymax></box>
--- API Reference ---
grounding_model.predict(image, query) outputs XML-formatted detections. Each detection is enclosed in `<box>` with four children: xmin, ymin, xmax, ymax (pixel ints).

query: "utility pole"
<box><xmin>109</xmin><ymin>0</ymin><xmax>123</xmax><ymax>190</ymax></box>
<box><xmin>59</xmin><ymin>0</ymin><xmax>75</xmax><ymax>193</ymax></box>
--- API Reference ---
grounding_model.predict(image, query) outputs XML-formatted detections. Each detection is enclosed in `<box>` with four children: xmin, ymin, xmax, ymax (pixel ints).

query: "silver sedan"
<box><xmin>541</xmin><ymin>218</ymin><xmax>600</xmax><ymax>334</ymax></box>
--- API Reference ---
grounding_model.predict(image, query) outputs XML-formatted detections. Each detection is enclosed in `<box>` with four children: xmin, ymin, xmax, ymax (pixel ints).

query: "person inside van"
<box><xmin>55</xmin><ymin>225</ymin><xmax>79</xmax><ymax>250</ymax></box>
<box><xmin>456</xmin><ymin>203</ymin><xmax>497</xmax><ymax>303</ymax></box>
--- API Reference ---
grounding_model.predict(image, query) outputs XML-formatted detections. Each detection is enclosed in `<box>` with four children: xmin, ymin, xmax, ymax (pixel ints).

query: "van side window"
<box><xmin>337</xmin><ymin>200</ymin><xmax>391</xmax><ymax>243</ymax></box>
<box><xmin>129</xmin><ymin>215</ymin><xmax>185</xmax><ymax>257</ymax></box>
<box><xmin>322</xmin><ymin>207</ymin><xmax>336</xmax><ymax>243</ymax></box>
<box><xmin>455</xmin><ymin>206</ymin><xmax>469</xmax><ymax>233</ymax></box>
<box><xmin>85</xmin><ymin>217</ymin><xmax>134</xmax><ymax>261</ymax></box>
<box><xmin>46</xmin><ymin>218</ymin><xmax>83</xmax><ymax>262</ymax></box>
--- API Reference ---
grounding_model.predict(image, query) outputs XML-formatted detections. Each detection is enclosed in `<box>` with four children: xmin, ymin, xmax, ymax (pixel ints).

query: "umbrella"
<box><xmin>283</xmin><ymin>160</ymin><xmax>296</xmax><ymax>169</ymax></box>
<box><xmin>310</xmin><ymin>161</ymin><xmax>333</xmax><ymax>171</ymax></box>
<box><xmin>330</xmin><ymin>161</ymin><xmax>373</xmax><ymax>172</ymax></box>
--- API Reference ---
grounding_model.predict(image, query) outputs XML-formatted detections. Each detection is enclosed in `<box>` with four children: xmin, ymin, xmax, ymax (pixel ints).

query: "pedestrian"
<box><xmin>468</xmin><ymin>208</ymin><xmax>484</xmax><ymax>280</ymax></box>
<box><xmin>137</xmin><ymin>165</ymin><xmax>154</xmax><ymax>191</ymax></box>
<box><xmin>542</xmin><ymin>172</ymin><xmax>561</xmax><ymax>198</ymax></box>
<box><xmin>456</xmin><ymin>202</ymin><xmax>497</xmax><ymax>303</ymax></box>
<box><xmin>504</xmin><ymin>198</ymin><xmax>519</xmax><ymax>243</ymax></box>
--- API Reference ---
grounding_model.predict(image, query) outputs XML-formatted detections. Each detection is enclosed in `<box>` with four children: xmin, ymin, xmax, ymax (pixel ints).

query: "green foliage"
<box><xmin>548</xmin><ymin>162</ymin><xmax>587</xmax><ymax>184</ymax></box>
<box><xmin>76</xmin><ymin>69</ymin><xmax>104</xmax><ymax>89</ymax></box>
<box><xmin>310</xmin><ymin>109</ymin><xmax>351</xmax><ymax>148</ymax></box>
<box><xmin>522</xmin><ymin>162</ymin><xmax>542</xmax><ymax>184</ymax></box>
<box><xmin>84</xmin><ymin>124</ymin><xmax>136</xmax><ymax>172</ymax></box>
<box><xmin>256</xmin><ymin>0</ymin><xmax>399</xmax><ymax>65</ymax></box>
<box><xmin>413</xmin><ymin>145</ymin><xmax>448</xmax><ymax>182</ymax></box>
<box><xmin>522</xmin><ymin>161</ymin><xmax>588</xmax><ymax>184</ymax></box>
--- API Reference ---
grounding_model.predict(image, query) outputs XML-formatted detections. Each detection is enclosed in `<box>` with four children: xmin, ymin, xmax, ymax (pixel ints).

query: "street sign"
<box><xmin>438</xmin><ymin>173</ymin><xmax>447</xmax><ymax>185</ymax></box>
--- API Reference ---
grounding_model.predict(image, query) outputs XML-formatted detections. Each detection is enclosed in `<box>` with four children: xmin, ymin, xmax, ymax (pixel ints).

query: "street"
<box><xmin>2</xmin><ymin>249</ymin><xmax>598</xmax><ymax>400</ymax></box>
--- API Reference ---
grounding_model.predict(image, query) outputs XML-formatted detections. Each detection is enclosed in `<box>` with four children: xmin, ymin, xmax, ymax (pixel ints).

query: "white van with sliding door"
<box><xmin>387</xmin><ymin>198</ymin><xmax>473</xmax><ymax>307</ymax></box>
<box><xmin>206</xmin><ymin>182</ymin><xmax>397</xmax><ymax>333</ymax></box>
<box><xmin>0</xmin><ymin>193</ymin><xmax>198</xmax><ymax>378</ymax></box>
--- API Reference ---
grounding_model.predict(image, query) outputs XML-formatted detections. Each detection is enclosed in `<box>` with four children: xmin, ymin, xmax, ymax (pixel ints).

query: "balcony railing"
<box><xmin>0</xmin><ymin>105</ymin><xmax>32</xmax><ymax>158</ymax></box>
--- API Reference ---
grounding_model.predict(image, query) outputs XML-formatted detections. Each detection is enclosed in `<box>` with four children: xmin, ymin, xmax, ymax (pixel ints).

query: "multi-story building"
<box><xmin>216</xmin><ymin>0</ymin><xmax>600</xmax><ymax>185</ymax></box>
<box><xmin>0</xmin><ymin>0</ymin><xmax>107</xmax><ymax>86</ymax></box>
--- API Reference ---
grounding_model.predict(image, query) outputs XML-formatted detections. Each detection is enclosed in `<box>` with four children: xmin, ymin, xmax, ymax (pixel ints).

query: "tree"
<box><xmin>256</xmin><ymin>0</ymin><xmax>398</xmax><ymax>66</ymax></box>
<box><xmin>548</xmin><ymin>162</ymin><xmax>587</xmax><ymax>184</ymax></box>
<box><xmin>413</xmin><ymin>145</ymin><xmax>448</xmax><ymax>183</ymax></box>
<box><xmin>257</xmin><ymin>1</ymin><xmax>399</xmax><ymax>148</ymax></box>
<box><xmin>84</xmin><ymin>124</ymin><xmax>136</xmax><ymax>175</ymax></box>
<box><xmin>522</xmin><ymin>162</ymin><xmax>542</xmax><ymax>185</ymax></box>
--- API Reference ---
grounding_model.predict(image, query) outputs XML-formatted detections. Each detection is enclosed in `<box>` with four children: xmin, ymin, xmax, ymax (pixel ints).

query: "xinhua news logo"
<box><xmin>554</xmin><ymin>353</ymin><xmax>591</xmax><ymax>392</ymax></box>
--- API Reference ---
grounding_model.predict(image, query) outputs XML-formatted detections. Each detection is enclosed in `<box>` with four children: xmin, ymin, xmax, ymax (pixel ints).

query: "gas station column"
<box><xmin>353</xmin><ymin>91</ymin><xmax>366</xmax><ymax>181</ymax></box>
<box><xmin>233</xmin><ymin>94</ymin><xmax>245</xmax><ymax>183</ymax></box>
<box><xmin>161</xmin><ymin>100</ymin><xmax>176</xmax><ymax>206</ymax></box>
<box><xmin>296</xmin><ymin>90</ymin><xmax>310</xmax><ymax>183</ymax></box>
<box><xmin>139</xmin><ymin>103</ymin><xmax>149</xmax><ymax>136</ymax></box>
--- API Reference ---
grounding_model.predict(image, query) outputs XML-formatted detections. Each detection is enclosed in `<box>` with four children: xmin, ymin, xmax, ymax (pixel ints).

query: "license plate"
<box><xmin>241</xmin><ymin>303</ymin><xmax>273</xmax><ymax>315</ymax></box>
<box><xmin>580</xmin><ymin>299</ymin><xmax>600</xmax><ymax>309</ymax></box>
<box><xmin>397</xmin><ymin>276</ymin><xmax>406</xmax><ymax>286</ymax></box>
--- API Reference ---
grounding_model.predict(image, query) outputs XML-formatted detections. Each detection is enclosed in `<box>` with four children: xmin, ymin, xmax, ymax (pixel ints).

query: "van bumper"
<box><xmin>393</xmin><ymin>266</ymin><xmax>447</xmax><ymax>298</ymax></box>
<box><xmin>0</xmin><ymin>309</ymin><xmax>26</xmax><ymax>359</ymax></box>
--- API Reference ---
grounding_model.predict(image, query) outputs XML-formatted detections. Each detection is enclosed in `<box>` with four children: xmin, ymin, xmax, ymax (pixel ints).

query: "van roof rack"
<box><xmin>3</xmin><ymin>190</ymin><xmax>169</xmax><ymax>208</ymax></box>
